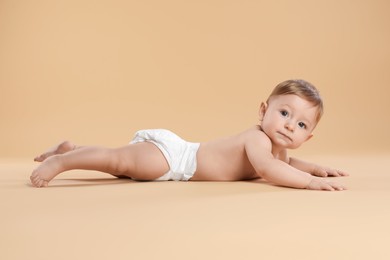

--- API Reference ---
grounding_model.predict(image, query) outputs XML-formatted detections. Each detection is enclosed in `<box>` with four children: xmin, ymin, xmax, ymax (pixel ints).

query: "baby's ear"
<box><xmin>306</xmin><ymin>133</ymin><xmax>314</xmax><ymax>142</ymax></box>
<box><xmin>259</xmin><ymin>102</ymin><xmax>267</xmax><ymax>120</ymax></box>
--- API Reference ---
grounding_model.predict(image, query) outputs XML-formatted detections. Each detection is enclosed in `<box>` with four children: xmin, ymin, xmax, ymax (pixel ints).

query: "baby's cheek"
<box><xmin>293</xmin><ymin>137</ymin><xmax>306</xmax><ymax>147</ymax></box>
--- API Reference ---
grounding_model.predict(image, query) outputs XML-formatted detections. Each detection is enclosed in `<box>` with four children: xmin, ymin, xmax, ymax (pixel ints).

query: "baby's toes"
<box><xmin>30</xmin><ymin>174</ymin><xmax>38</xmax><ymax>185</ymax></box>
<box><xmin>36</xmin><ymin>179</ymin><xmax>47</xmax><ymax>188</ymax></box>
<box><xmin>30</xmin><ymin>175</ymin><xmax>44</xmax><ymax>187</ymax></box>
<box><xmin>33</xmin><ymin>178</ymin><xmax>42</xmax><ymax>187</ymax></box>
<box><xmin>34</xmin><ymin>153</ymin><xmax>49</xmax><ymax>162</ymax></box>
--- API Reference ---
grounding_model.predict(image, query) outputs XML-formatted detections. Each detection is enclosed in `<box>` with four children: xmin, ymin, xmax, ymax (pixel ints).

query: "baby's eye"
<box><xmin>298</xmin><ymin>122</ymin><xmax>306</xmax><ymax>129</ymax></box>
<box><xmin>280</xmin><ymin>110</ymin><xmax>288</xmax><ymax>117</ymax></box>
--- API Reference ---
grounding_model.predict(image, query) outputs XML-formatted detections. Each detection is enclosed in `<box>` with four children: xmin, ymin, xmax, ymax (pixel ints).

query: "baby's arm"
<box><xmin>244</xmin><ymin>131</ymin><xmax>346</xmax><ymax>191</ymax></box>
<box><xmin>289</xmin><ymin>157</ymin><xmax>349</xmax><ymax>177</ymax></box>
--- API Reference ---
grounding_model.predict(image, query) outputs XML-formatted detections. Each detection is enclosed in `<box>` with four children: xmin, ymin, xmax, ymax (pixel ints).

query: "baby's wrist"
<box><xmin>305</xmin><ymin>177</ymin><xmax>317</xmax><ymax>189</ymax></box>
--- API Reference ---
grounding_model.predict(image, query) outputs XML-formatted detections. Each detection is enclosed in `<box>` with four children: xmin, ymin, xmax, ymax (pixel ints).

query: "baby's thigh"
<box><xmin>120</xmin><ymin>142</ymin><xmax>169</xmax><ymax>180</ymax></box>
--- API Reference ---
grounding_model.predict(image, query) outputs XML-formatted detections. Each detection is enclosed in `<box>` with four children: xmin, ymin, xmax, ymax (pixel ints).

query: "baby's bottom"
<box><xmin>130</xmin><ymin>129</ymin><xmax>200</xmax><ymax>181</ymax></box>
<box><xmin>30</xmin><ymin>141</ymin><xmax>169</xmax><ymax>187</ymax></box>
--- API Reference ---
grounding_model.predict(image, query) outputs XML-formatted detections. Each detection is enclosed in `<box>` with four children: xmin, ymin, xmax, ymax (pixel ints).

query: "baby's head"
<box><xmin>259</xmin><ymin>79</ymin><xmax>324</xmax><ymax>149</ymax></box>
<box><xmin>267</xmin><ymin>79</ymin><xmax>323</xmax><ymax>123</ymax></box>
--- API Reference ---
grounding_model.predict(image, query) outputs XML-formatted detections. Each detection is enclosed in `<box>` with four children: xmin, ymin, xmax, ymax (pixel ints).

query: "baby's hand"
<box><xmin>311</xmin><ymin>165</ymin><xmax>349</xmax><ymax>177</ymax></box>
<box><xmin>306</xmin><ymin>178</ymin><xmax>347</xmax><ymax>191</ymax></box>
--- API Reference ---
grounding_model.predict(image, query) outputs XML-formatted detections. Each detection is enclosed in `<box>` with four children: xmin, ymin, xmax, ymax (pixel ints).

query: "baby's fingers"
<box><xmin>306</xmin><ymin>178</ymin><xmax>347</xmax><ymax>191</ymax></box>
<box><xmin>328</xmin><ymin>181</ymin><xmax>347</xmax><ymax>191</ymax></box>
<box><xmin>312</xmin><ymin>168</ymin><xmax>328</xmax><ymax>177</ymax></box>
<box><xmin>321</xmin><ymin>183</ymin><xmax>335</xmax><ymax>191</ymax></box>
<box><xmin>325</xmin><ymin>168</ymin><xmax>340</xmax><ymax>177</ymax></box>
<box><xmin>336</xmin><ymin>169</ymin><xmax>349</xmax><ymax>177</ymax></box>
<box><xmin>326</xmin><ymin>168</ymin><xmax>349</xmax><ymax>177</ymax></box>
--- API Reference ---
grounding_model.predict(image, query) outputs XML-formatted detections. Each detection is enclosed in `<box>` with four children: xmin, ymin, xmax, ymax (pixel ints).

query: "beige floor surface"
<box><xmin>1</xmin><ymin>154</ymin><xmax>390</xmax><ymax>260</ymax></box>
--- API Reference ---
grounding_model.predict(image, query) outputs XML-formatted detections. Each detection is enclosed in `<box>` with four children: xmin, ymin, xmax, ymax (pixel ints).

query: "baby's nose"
<box><xmin>285</xmin><ymin>122</ymin><xmax>294</xmax><ymax>132</ymax></box>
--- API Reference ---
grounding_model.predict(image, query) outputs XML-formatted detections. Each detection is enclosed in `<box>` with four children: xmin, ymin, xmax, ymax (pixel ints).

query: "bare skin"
<box><xmin>30</xmin><ymin>141</ymin><xmax>170</xmax><ymax>188</ymax></box>
<box><xmin>30</xmin><ymin>95</ymin><xmax>349</xmax><ymax>190</ymax></box>
<box><xmin>34</xmin><ymin>141</ymin><xmax>77</xmax><ymax>162</ymax></box>
<box><xmin>31</xmin><ymin>127</ymin><xmax>348</xmax><ymax>190</ymax></box>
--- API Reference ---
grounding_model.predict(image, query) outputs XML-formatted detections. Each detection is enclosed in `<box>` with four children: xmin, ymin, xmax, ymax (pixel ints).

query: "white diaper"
<box><xmin>129</xmin><ymin>129</ymin><xmax>200</xmax><ymax>181</ymax></box>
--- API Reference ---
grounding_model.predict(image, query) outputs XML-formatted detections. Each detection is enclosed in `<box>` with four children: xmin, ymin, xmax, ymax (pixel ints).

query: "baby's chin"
<box><xmin>271</xmin><ymin>138</ymin><xmax>301</xmax><ymax>150</ymax></box>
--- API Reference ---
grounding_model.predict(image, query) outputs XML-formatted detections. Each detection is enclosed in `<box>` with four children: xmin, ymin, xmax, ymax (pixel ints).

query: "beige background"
<box><xmin>1</xmin><ymin>1</ymin><xmax>390</xmax><ymax>260</ymax></box>
<box><xmin>1</xmin><ymin>0</ymin><xmax>390</xmax><ymax>158</ymax></box>
<box><xmin>1</xmin><ymin>155</ymin><xmax>390</xmax><ymax>260</ymax></box>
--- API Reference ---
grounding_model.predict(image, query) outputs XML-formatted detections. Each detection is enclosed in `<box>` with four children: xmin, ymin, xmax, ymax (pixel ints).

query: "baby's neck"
<box><xmin>257</xmin><ymin>125</ymin><xmax>286</xmax><ymax>159</ymax></box>
<box><xmin>271</xmin><ymin>147</ymin><xmax>286</xmax><ymax>159</ymax></box>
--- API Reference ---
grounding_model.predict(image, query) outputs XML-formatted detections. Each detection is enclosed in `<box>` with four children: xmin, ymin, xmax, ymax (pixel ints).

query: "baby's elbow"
<box><xmin>256</xmin><ymin>169</ymin><xmax>269</xmax><ymax>180</ymax></box>
<box><xmin>256</xmin><ymin>165</ymin><xmax>278</xmax><ymax>181</ymax></box>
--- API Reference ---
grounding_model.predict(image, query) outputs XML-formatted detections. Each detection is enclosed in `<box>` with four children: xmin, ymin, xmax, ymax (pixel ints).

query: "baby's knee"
<box><xmin>109</xmin><ymin>148</ymin><xmax>135</xmax><ymax>176</ymax></box>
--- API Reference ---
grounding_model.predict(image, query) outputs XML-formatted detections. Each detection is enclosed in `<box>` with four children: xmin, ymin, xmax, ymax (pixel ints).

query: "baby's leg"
<box><xmin>30</xmin><ymin>142</ymin><xmax>169</xmax><ymax>187</ymax></box>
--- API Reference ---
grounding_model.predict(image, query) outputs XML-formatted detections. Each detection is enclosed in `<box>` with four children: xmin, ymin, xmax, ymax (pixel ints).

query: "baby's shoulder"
<box><xmin>239</xmin><ymin>126</ymin><xmax>272</xmax><ymax>147</ymax></box>
<box><xmin>240</xmin><ymin>125</ymin><xmax>269</xmax><ymax>138</ymax></box>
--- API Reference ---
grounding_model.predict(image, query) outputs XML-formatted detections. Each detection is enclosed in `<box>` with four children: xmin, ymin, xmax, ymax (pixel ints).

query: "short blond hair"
<box><xmin>268</xmin><ymin>79</ymin><xmax>324</xmax><ymax>122</ymax></box>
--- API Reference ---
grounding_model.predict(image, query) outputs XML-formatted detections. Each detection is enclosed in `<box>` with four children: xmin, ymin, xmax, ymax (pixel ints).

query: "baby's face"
<box><xmin>260</xmin><ymin>94</ymin><xmax>319</xmax><ymax>150</ymax></box>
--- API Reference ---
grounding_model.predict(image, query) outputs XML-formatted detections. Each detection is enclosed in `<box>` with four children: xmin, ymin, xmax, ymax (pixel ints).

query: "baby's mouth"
<box><xmin>277</xmin><ymin>131</ymin><xmax>292</xmax><ymax>142</ymax></box>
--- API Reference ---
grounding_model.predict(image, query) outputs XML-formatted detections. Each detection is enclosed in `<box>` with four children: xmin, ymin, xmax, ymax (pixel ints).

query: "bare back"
<box><xmin>192</xmin><ymin>126</ymin><xmax>261</xmax><ymax>181</ymax></box>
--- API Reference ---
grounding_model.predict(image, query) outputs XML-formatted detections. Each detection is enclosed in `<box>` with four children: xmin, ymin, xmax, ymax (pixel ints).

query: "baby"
<box><xmin>30</xmin><ymin>79</ymin><xmax>348</xmax><ymax>190</ymax></box>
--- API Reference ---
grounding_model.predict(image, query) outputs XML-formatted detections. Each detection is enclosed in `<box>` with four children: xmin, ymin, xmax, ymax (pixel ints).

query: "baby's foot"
<box><xmin>34</xmin><ymin>141</ymin><xmax>75</xmax><ymax>162</ymax></box>
<box><xmin>30</xmin><ymin>156</ymin><xmax>62</xmax><ymax>188</ymax></box>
